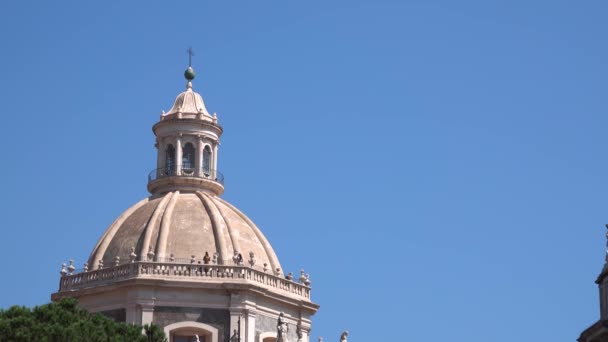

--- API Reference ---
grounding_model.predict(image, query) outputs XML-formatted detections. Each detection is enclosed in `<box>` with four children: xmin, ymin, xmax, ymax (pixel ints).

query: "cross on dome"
<box><xmin>184</xmin><ymin>47</ymin><xmax>196</xmax><ymax>88</ymax></box>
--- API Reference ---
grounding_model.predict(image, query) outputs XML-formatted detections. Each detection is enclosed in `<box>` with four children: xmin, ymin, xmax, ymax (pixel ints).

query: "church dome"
<box><xmin>163</xmin><ymin>82</ymin><xmax>212</xmax><ymax>118</ymax></box>
<box><xmin>88</xmin><ymin>191</ymin><xmax>282</xmax><ymax>273</ymax></box>
<box><xmin>54</xmin><ymin>61</ymin><xmax>317</xmax><ymax>342</ymax></box>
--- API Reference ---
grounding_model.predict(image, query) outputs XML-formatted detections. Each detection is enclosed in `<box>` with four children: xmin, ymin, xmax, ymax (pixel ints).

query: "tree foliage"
<box><xmin>0</xmin><ymin>298</ymin><xmax>167</xmax><ymax>342</ymax></box>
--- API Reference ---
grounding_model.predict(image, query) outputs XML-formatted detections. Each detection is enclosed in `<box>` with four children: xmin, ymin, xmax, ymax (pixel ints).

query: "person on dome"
<box><xmin>203</xmin><ymin>252</ymin><xmax>211</xmax><ymax>273</ymax></box>
<box><xmin>233</xmin><ymin>252</ymin><xmax>243</xmax><ymax>265</ymax></box>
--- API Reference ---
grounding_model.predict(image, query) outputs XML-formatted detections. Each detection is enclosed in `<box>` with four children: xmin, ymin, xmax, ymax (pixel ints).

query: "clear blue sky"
<box><xmin>0</xmin><ymin>1</ymin><xmax>606</xmax><ymax>341</ymax></box>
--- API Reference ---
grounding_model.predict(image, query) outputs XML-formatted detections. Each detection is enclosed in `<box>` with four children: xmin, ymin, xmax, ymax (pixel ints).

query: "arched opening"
<box><xmin>259</xmin><ymin>332</ymin><xmax>277</xmax><ymax>342</ymax></box>
<box><xmin>174</xmin><ymin>336</ymin><xmax>205</xmax><ymax>342</ymax></box>
<box><xmin>182</xmin><ymin>142</ymin><xmax>195</xmax><ymax>174</ymax></box>
<box><xmin>202</xmin><ymin>145</ymin><xmax>212</xmax><ymax>176</ymax></box>
<box><xmin>165</xmin><ymin>144</ymin><xmax>176</xmax><ymax>175</ymax></box>
<box><xmin>164</xmin><ymin>321</ymin><xmax>218</xmax><ymax>342</ymax></box>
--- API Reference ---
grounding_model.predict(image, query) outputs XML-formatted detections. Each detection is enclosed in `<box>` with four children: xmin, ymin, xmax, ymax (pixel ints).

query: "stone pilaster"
<box><xmin>141</xmin><ymin>304</ymin><xmax>154</xmax><ymax>326</ymax></box>
<box><xmin>213</xmin><ymin>142</ymin><xmax>218</xmax><ymax>171</ymax></box>
<box><xmin>126</xmin><ymin>303</ymin><xmax>139</xmax><ymax>324</ymax></box>
<box><xmin>176</xmin><ymin>134</ymin><xmax>182</xmax><ymax>175</ymax></box>
<box><xmin>196</xmin><ymin>136</ymin><xmax>204</xmax><ymax>177</ymax></box>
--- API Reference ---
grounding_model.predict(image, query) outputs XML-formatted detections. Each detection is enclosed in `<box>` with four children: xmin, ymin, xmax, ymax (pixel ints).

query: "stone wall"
<box><xmin>256</xmin><ymin>314</ymin><xmax>298</xmax><ymax>342</ymax></box>
<box><xmin>100</xmin><ymin>308</ymin><xmax>126</xmax><ymax>322</ymax></box>
<box><xmin>152</xmin><ymin>306</ymin><xmax>230</xmax><ymax>341</ymax></box>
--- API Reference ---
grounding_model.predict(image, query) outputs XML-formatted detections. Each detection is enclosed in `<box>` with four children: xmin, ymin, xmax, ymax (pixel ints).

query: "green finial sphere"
<box><xmin>184</xmin><ymin>67</ymin><xmax>196</xmax><ymax>81</ymax></box>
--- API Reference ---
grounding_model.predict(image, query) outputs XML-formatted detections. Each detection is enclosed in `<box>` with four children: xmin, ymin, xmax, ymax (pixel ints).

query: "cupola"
<box><xmin>148</xmin><ymin>64</ymin><xmax>224</xmax><ymax>195</ymax></box>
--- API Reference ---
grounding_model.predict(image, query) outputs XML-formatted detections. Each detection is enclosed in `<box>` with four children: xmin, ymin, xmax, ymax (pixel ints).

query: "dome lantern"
<box><xmin>148</xmin><ymin>57</ymin><xmax>224</xmax><ymax>195</ymax></box>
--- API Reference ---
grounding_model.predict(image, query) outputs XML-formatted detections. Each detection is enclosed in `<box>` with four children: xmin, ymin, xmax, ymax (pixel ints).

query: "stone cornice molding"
<box><xmin>52</xmin><ymin>276</ymin><xmax>319</xmax><ymax>314</ymax></box>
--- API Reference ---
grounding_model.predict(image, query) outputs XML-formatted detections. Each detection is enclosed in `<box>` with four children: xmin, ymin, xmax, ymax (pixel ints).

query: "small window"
<box><xmin>183</xmin><ymin>143</ymin><xmax>195</xmax><ymax>174</ymax></box>
<box><xmin>202</xmin><ymin>145</ymin><xmax>212</xmax><ymax>176</ymax></box>
<box><xmin>165</xmin><ymin>144</ymin><xmax>176</xmax><ymax>175</ymax></box>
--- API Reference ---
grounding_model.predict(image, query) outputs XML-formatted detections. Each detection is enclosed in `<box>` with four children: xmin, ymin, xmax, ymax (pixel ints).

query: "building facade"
<box><xmin>579</xmin><ymin>226</ymin><xmax>608</xmax><ymax>342</ymax></box>
<box><xmin>52</xmin><ymin>64</ymin><xmax>319</xmax><ymax>342</ymax></box>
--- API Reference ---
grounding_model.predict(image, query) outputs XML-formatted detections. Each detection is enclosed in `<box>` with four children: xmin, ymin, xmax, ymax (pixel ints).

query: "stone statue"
<box><xmin>194</xmin><ymin>334</ymin><xmax>200</xmax><ymax>342</ymax></box>
<box><xmin>296</xmin><ymin>323</ymin><xmax>303</xmax><ymax>342</ymax></box>
<box><xmin>277</xmin><ymin>312</ymin><xmax>288</xmax><ymax>342</ymax></box>
<box><xmin>230</xmin><ymin>329</ymin><xmax>239</xmax><ymax>342</ymax></box>
<box><xmin>340</xmin><ymin>331</ymin><xmax>349</xmax><ymax>342</ymax></box>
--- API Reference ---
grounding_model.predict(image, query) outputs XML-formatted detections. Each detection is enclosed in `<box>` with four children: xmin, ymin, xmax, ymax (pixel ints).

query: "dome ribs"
<box><xmin>155</xmin><ymin>191</ymin><xmax>180</xmax><ymax>260</ymax></box>
<box><xmin>165</xmin><ymin>85</ymin><xmax>211</xmax><ymax>118</ymax></box>
<box><xmin>196</xmin><ymin>191</ymin><xmax>229</xmax><ymax>264</ymax></box>
<box><xmin>201</xmin><ymin>192</ymin><xmax>241</xmax><ymax>257</ymax></box>
<box><xmin>89</xmin><ymin>197</ymin><xmax>149</xmax><ymax>270</ymax></box>
<box><xmin>214</xmin><ymin>197</ymin><xmax>282</xmax><ymax>273</ymax></box>
<box><xmin>139</xmin><ymin>192</ymin><xmax>173</xmax><ymax>261</ymax></box>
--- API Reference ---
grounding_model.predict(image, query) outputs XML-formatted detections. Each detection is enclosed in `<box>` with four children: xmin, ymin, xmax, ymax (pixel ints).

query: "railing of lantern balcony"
<box><xmin>148</xmin><ymin>165</ymin><xmax>224</xmax><ymax>185</ymax></box>
<box><xmin>58</xmin><ymin>261</ymin><xmax>311</xmax><ymax>300</ymax></box>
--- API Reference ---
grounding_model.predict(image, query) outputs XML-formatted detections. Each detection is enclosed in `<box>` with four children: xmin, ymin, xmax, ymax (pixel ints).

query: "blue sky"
<box><xmin>0</xmin><ymin>1</ymin><xmax>606</xmax><ymax>341</ymax></box>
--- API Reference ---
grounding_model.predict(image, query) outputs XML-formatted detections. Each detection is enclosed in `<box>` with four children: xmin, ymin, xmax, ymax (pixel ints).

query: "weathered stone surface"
<box><xmin>153</xmin><ymin>306</ymin><xmax>230</xmax><ymax>341</ymax></box>
<box><xmin>88</xmin><ymin>193</ymin><xmax>282</xmax><ymax>276</ymax></box>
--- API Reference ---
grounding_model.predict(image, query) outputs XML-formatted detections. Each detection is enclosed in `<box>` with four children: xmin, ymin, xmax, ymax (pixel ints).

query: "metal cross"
<box><xmin>187</xmin><ymin>47</ymin><xmax>194</xmax><ymax>67</ymax></box>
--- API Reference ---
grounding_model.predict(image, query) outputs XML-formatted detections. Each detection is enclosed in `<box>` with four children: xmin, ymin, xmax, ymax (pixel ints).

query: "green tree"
<box><xmin>0</xmin><ymin>298</ymin><xmax>167</xmax><ymax>342</ymax></box>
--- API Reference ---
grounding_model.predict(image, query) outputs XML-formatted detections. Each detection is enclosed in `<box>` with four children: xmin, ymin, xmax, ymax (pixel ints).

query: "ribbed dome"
<box><xmin>88</xmin><ymin>191</ymin><xmax>282</xmax><ymax>272</ymax></box>
<box><xmin>164</xmin><ymin>85</ymin><xmax>211</xmax><ymax>117</ymax></box>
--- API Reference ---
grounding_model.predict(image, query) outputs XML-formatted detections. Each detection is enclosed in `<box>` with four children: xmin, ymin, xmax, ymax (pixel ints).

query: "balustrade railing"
<box><xmin>58</xmin><ymin>261</ymin><xmax>310</xmax><ymax>299</ymax></box>
<box><xmin>148</xmin><ymin>165</ymin><xmax>224</xmax><ymax>185</ymax></box>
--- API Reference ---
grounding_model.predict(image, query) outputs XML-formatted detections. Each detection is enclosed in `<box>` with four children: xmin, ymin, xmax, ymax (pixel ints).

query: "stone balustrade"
<box><xmin>58</xmin><ymin>261</ymin><xmax>311</xmax><ymax>299</ymax></box>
